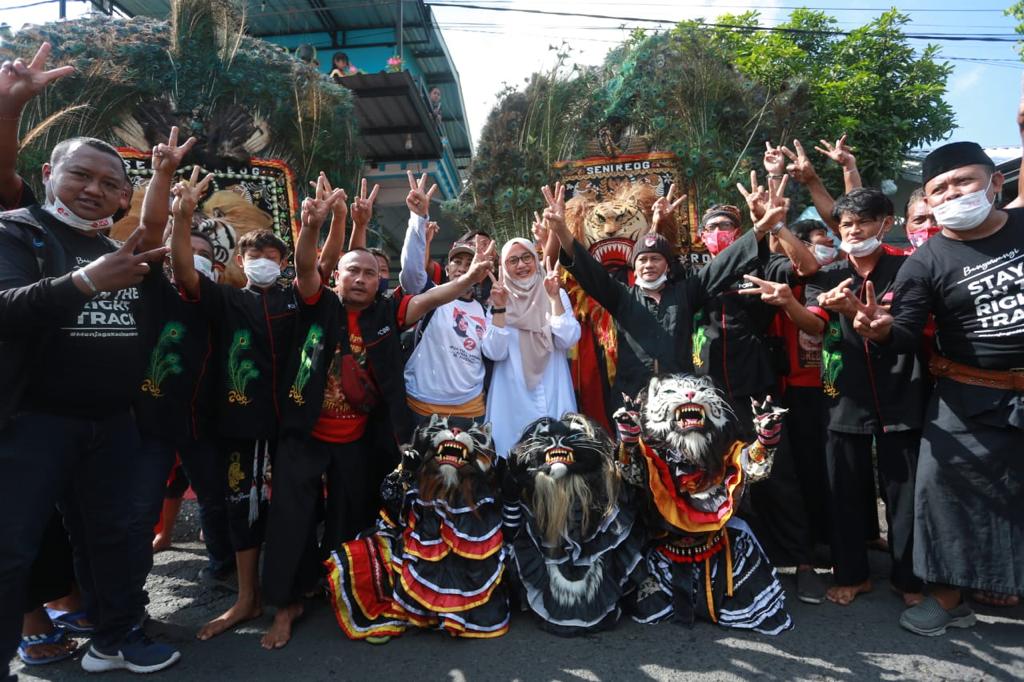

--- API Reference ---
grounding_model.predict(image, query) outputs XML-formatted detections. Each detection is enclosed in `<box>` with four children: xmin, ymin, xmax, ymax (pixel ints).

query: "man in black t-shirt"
<box><xmin>0</xmin><ymin>44</ymin><xmax>185</xmax><ymax>676</ymax></box>
<box><xmin>851</xmin><ymin>142</ymin><xmax>1024</xmax><ymax>634</ymax></box>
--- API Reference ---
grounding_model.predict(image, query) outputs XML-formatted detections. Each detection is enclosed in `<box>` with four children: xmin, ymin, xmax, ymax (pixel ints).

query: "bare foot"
<box><xmin>972</xmin><ymin>591</ymin><xmax>1020</xmax><ymax>608</ymax></box>
<box><xmin>152</xmin><ymin>532</ymin><xmax>172</xmax><ymax>553</ymax></box>
<box><xmin>260</xmin><ymin>604</ymin><xmax>304</xmax><ymax>650</ymax></box>
<box><xmin>21</xmin><ymin>635</ymin><xmax>77</xmax><ymax>661</ymax></box>
<box><xmin>197</xmin><ymin>597</ymin><xmax>262</xmax><ymax>640</ymax></box>
<box><xmin>901</xmin><ymin>591</ymin><xmax>925</xmax><ymax>607</ymax></box>
<box><xmin>826</xmin><ymin>580</ymin><xmax>872</xmax><ymax>605</ymax></box>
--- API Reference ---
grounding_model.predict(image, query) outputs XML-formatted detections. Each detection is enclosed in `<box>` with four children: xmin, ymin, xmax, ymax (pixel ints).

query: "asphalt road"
<box><xmin>12</xmin><ymin>502</ymin><xmax>1024</xmax><ymax>681</ymax></box>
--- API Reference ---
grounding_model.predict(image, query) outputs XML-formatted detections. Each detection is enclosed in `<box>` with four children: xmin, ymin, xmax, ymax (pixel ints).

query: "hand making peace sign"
<box><xmin>0</xmin><ymin>42</ymin><xmax>74</xmax><ymax>115</ymax></box>
<box><xmin>350</xmin><ymin>178</ymin><xmax>380</xmax><ymax>228</ymax></box>
<box><xmin>301</xmin><ymin>172</ymin><xmax>348</xmax><ymax>233</ymax></box>
<box><xmin>151</xmin><ymin>126</ymin><xmax>197</xmax><ymax>176</ymax></box>
<box><xmin>651</xmin><ymin>183</ymin><xmax>687</xmax><ymax>232</ymax></box>
<box><xmin>405</xmin><ymin>170</ymin><xmax>438</xmax><ymax>217</ymax></box>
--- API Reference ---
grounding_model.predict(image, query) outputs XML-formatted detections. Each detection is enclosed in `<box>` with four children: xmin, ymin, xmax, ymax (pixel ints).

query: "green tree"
<box><xmin>714</xmin><ymin>9</ymin><xmax>954</xmax><ymax>187</ymax></box>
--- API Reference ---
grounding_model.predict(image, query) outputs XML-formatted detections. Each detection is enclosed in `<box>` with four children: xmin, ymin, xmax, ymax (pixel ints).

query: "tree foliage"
<box><xmin>0</xmin><ymin>0</ymin><xmax>360</xmax><ymax>198</ymax></box>
<box><xmin>455</xmin><ymin>8</ymin><xmax>954</xmax><ymax>229</ymax></box>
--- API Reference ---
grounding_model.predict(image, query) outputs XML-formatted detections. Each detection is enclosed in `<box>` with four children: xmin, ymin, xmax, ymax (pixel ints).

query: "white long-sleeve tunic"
<box><xmin>482</xmin><ymin>288</ymin><xmax>581</xmax><ymax>456</ymax></box>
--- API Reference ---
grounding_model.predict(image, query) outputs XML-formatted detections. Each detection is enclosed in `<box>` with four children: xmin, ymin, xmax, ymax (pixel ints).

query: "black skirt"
<box><xmin>913</xmin><ymin>381</ymin><xmax>1024</xmax><ymax>595</ymax></box>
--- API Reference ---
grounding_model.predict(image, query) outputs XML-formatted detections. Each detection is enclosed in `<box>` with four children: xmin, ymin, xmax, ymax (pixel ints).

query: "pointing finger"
<box><xmin>793</xmin><ymin>139</ymin><xmax>808</xmax><ymax>159</ymax></box>
<box><xmin>118</xmin><ymin>227</ymin><xmax>145</xmax><ymax>255</ymax></box>
<box><xmin>406</xmin><ymin>170</ymin><xmax>417</xmax><ymax>191</ymax></box>
<box><xmin>134</xmin><ymin>245</ymin><xmax>171</xmax><ymax>263</ymax></box>
<box><xmin>779</xmin><ymin>145</ymin><xmax>797</xmax><ymax>162</ymax></box>
<box><xmin>27</xmin><ymin>42</ymin><xmax>52</xmax><ymax>71</ymax></box>
<box><xmin>367</xmin><ymin>183</ymin><xmax>380</xmax><ymax>204</ymax></box>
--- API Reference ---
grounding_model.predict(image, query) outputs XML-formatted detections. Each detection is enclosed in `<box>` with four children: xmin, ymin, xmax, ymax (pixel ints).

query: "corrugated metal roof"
<box><xmin>94</xmin><ymin>0</ymin><xmax>472</xmax><ymax>162</ymax></box>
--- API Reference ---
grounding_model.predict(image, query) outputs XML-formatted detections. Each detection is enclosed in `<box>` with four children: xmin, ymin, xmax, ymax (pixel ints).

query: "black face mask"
<box><xmin>377</xmin><ymin>277</ymin><xmax>389</xmax><ymax>296</ymax></box>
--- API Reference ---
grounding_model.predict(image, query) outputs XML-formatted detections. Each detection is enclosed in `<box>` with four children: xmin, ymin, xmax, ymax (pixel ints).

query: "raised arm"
<box><xmin>169</xmin><ymin>166</ymin><xmax>214</xmax><ymax>299</ymax></box>
<box><xmin>815</xmin><ymin>134</ymin><xmax>861</xmax><ymax>194</ymax></box>
<box><xmin>347</xmin><ymin>177</ymin><xmax>379</xmax><ymax>251</ymax></box>
<box><xmin>405</xmin><ymin>238</ymin><xmax>493</xmax><ymax>325</ymax></box>
<box><xmin>316</xmin><ymin>173</ymin><xmax>348</xmax><ymax>277</ymax></box>
<box><xmin>399</xmin><ymin>171</ymin><xmax>435</xmax><ymax>293</ymax></box>
<box><xmin>759</xmin><ymin>174</ymin><xmax>818</xmax><ymax>277</ymax></box>
<box><xmin>782</xmin><ymin>139</ymin><xmax>838</xmax><ymax>233</ymax></box>
<box><xmin>543</xmin><ymin>181</ymin><xmax>627</xmax><ymax>315</ymax></box>
<box><xmin>0</xmin><ymin>42</ymin><xmax>74</xmax><ymax>208</ymax></box>
<box><xmin>297</xmin><ymin>172</ymin><xmax>347</xmax><ymax>300</ymax></box>
<box><xmin>140</xmin><ymin>126</ymin><xmax>197</xmax><ymax>252</ymax></box>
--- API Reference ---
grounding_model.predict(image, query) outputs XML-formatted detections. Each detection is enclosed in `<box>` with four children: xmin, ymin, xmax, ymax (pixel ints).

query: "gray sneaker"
<box><xmin>796</xmin><ymin>568</ymin><xmax>826</xmax><ymax>605</ymax></box>
<box><xmin>899</xmin><ymin>596</ymin><xmax>976</xmax><ymax>636</ymax></box>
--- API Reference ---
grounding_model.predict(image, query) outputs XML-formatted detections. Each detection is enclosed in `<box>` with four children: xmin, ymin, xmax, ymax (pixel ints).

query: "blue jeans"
<box><xmin>140</xmin><ymin>435</ymin><xmax>234</xmax><ymax>573</ymax></box>
<box><xmin>0</xmin><ymin>410</ymin><xmax>168</xmax><ymax>676</ymax></box>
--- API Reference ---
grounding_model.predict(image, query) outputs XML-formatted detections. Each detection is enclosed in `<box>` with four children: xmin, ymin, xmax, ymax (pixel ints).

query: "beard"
<box><xmin>528</xmin><ymin>467</ymin><xmax>618</xmax><ymax>548</ymax></box>
<box><xmin>418</xmin><ymin>460</ymin><xmax>473</xmax><ymax>504</ymax></box>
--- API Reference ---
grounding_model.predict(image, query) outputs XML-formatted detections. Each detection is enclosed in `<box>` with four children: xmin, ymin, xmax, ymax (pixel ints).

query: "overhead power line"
<box><xmin>427</xmin><ymin>2</ymin><xmax>1023</xmax><ymax>43</ymax></box>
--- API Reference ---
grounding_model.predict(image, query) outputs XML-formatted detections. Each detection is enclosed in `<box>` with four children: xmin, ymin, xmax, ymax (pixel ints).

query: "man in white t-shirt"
<box><xmin>399</xmin><ymin>171</ymin><xmax>489</xmax><ymax>422</ymax></box>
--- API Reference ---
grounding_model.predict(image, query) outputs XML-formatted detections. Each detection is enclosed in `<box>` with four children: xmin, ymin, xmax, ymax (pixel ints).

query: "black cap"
<box><xmin>922</xmin><ymin>142</ymin><xmax>994</xmax><ymax>186</ymax></box>
<box><xmin>629</xmin><ymin>232</ymin><xmax>674</xmax><ymax>266</ymax></box>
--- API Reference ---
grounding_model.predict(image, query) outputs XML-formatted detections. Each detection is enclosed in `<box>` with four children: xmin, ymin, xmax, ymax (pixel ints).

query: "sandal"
<box><xmin>972</xmin><ymin>591</ymin><xmax>1020</xmax><ymax>608</ymax></box>
<box><xmin>46</xmin><ymin>608</ymin><xmax>95</xmax><ymax>634</ymax></box>
<box><xmin>18</xmin><ymin>629</ymin><xmax>77</xmax><ymax>666</ymax></box>
<box><xmin>899</xmin><ymin>596</ymin><xmax>976</xmax><ymax>637</ymax></box>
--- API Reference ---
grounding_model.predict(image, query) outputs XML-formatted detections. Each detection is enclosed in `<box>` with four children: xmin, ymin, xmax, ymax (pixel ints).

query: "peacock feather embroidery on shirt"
<box><xmin>822</xmin><ymin>318</ymin><xmax>843</xmax><ymax>398</ymax></box>
<box><xmin>140</xmin><ymin>322</ymin><xmax>185</xmax><ymax>397</ymax></box>
<box><xmin>289</xmin><ymin>324</ymin><xmax>324</xmax><ymax>405</ymax></box>
<box><xmin>228</xmin><ymin>329</ymin><xmax>259</xmax><ymax>405</ymax></box>
<box><xmin>692</xmin><ymin>310</ymin><xmax>708</xmax><ymax>368</ymax></box>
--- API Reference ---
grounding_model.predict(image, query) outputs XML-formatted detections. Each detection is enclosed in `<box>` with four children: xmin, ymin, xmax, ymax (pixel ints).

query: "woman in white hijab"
<box><xmin>482</xmin><ymin>237</ymin><xmax>581</xmax><ymax>456</ymax></box>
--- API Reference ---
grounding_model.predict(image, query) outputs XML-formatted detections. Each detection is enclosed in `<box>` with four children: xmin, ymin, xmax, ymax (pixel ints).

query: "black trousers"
<box><xmin>734</xmin><ymin>394</ymin><xmax>815</xmax><ymax>567</ymax></box>
<box><xmin>782</xmin><ymin>387</ymin><xmax>832</xmax><ymax>546</ymax></box>
<box><xmin>262</xmin><ymin>435</ymin><xmax>377</xmax><ymax>607</ymax></box>
<box><xmin>142</xmin><ymin>434</ymin><xmax>234</xmax><ymax>573</ymax></box>
<box><xmin>0</xmin><ymin>409</ymin><xmax>167</xmax><ymax>678</ymax></box>
<box><xmin>826</xmin><ymin>429</ymin><xmax>922</xmax><ymax>593</ymax></box>
<box><xmin>219</xmin><ymin>438</ymin><xmax>276</xmax><ymax>552</ymax></box>
<box><xmin>24</xmin><ymin>510</ymin><xmax>74</xmax><ymax>612</ymax></box>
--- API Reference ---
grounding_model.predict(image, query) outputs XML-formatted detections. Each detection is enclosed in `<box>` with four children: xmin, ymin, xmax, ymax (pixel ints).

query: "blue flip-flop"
<box><xmin>18</xmin><ymin>629</ymin><xmax>76</xmax><ymax>666</ymax></box>
<box><xmin>45</xmin><ymin>608</ymin><xmax>94</xmax><ymax>634</ymax></box>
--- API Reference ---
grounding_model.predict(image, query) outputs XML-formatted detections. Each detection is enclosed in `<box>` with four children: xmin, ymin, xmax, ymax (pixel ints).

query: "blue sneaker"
<box><xmin>81</xmin><ymin>628</ymin><xmax>181</xmax><ymax>674</ymax></box>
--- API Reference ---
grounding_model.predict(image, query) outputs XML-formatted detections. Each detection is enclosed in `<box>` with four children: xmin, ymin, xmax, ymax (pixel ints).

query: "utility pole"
<box><xmin>395</xmin><ymin>0</ymin><xmax>404</xmax><ymax>65</ymax></box>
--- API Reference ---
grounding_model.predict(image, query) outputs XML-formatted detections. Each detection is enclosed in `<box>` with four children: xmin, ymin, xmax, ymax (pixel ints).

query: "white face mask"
<box><xmin>839</xmin><ymin>237</ymin><xmax>881</xmax><ymax>258</ymax></box>
<box><xmin>42</xmin><ymin>194</ymin><xmax>114</xmax><ymax>233</ymax></box>
<box><xmin>812</xmin><ymin>244</ymin><xmax>838</xmax><ymax>265</ymax></box>
<box><xmin>244</xmin><ymin>257</ymin><xmax>281</xmax><ymax>286</ymax></box>
<box><xmin>635</xmin><ymin>272</ymin><xmax>668</xmax><ymax>291</ymax></box>
<box><xmin>932</xmin><ymin>179</ymin><xmax>993</xmax><ymax>232</ymax></box>
<box><xmin>194</xmin><ymin>254</ymin><xmax>217</xmax><ymax>282</ymax></box>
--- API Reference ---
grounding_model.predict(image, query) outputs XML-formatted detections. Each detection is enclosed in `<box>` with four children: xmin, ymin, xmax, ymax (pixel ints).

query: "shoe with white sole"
<box><xmin>81</xmin><ymin>627</ymin><xmax>180</xmax><ymax>674</ymax></box>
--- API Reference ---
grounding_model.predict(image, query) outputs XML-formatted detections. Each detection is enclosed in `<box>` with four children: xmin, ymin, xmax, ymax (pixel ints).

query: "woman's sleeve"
<box><xmin>550</xmin><ymin>289</ymin><xmax>581</xmax><ymax>351</ymax></box>
<box><xmin>481</xmin><ymin>314</ymin><xmax>511</xmax><ymax>361</ymax></box>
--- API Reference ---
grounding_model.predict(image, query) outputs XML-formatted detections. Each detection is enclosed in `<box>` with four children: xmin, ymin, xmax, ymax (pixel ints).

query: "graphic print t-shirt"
<box><xmin>403</xmin><ymin>297</ymin><xmax>487</xmax><ymax>405</ymax></box>
<box><xmin>23</xmin><ymin>214</ymin><xmax>155</xmax><ymax>417</ymax></box>
<box><xmin>313</xmin><ymin>310</ymin><xmax>370</xmax><ymax>443</ymax></box>
<box><xmin>891</xmin><ymin>208</ymin><xmax>1024</xmax><ymax>370</ymax></box>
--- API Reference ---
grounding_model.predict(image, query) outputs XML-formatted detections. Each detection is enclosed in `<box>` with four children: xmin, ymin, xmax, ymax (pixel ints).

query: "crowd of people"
<box><xmin>1</xmin><ymin>41</ymin><xmax>1022</xmax><ymax>678</ymax></box>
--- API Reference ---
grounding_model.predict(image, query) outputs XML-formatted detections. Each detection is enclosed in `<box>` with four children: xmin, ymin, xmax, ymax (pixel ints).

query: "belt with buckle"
<box><xmin>929</xmin><ymin>355</ymin><xmax>1024</xmax><ymax>391</ymax></box>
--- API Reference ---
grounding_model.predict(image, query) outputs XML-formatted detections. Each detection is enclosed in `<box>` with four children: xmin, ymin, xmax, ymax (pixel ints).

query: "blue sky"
<box><xmin>3</xmin><ymin>0</ymin><xmax>1022</xmax><ymax>151</ymax></box>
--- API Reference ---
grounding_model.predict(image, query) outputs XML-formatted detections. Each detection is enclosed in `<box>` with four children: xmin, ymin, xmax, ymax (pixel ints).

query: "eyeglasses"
<box><xmin>702</xmin><ymin>221</ymin><xmax>737</xmax><ymax>232</ymax></box>
<box><xmin>505</xmin><ymin>253</ymin><xmax>535</xmax><ymax>267</ymax></box>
